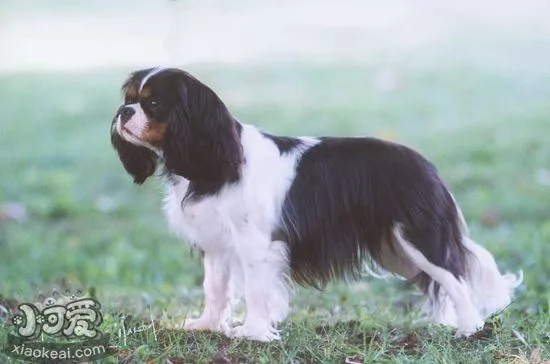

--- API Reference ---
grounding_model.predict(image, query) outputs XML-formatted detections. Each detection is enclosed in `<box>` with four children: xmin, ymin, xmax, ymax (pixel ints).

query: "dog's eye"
<box><xmin>147</xmin><ymin>98</ymin><xmax>159</xmax><ymax>107</ymax></box>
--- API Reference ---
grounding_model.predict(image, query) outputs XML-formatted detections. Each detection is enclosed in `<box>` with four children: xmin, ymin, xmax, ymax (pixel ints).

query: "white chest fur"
<box><xmin>162</xmin><ymin>125</ymin><xmax>316</xmax><ymax>253</ymax></box>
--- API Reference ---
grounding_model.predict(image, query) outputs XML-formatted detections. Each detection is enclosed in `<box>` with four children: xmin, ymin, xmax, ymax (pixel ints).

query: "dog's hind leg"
<box><xmin>393</xmin><ymin>225</ymin><xmax>485</xmax><ymax>336</ymax></box>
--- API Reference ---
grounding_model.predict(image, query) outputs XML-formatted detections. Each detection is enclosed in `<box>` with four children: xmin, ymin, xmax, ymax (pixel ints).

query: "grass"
<box><xmin>1</xmin><ymin>47</ymin><xmax>550</xmax><ymax>362</ymax></box>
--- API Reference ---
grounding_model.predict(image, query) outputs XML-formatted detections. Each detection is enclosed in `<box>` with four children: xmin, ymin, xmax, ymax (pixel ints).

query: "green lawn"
<box><xmin>1</xmin><ymin>51</ymin><xmax>550</xmax><ymax>362</ymax></box>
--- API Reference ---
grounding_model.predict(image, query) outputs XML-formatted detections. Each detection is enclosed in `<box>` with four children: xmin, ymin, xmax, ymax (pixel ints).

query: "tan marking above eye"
<box><xmin>140</xmin><ymin>87</ymin><xmax>152</xmax><ymax>99</ymax></box>
<box><xmin>124</xmin><ymin>85</ymin><xmax>139</xmax><ymax>103</ymax></box>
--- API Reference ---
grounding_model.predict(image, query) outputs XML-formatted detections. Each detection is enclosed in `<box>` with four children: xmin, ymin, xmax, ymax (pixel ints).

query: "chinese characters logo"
<box><xmin>11</xmin><ymin>288</ymin><xmax>103</xmax><ymax>340</ymax></box>
<box><xmin>1</xmin><ymin>285</ymin><xmax>113</xmax><ymax>363</ymax></box>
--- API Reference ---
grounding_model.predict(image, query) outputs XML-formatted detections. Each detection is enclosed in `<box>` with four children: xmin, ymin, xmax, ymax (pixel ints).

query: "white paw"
<box><xmin>455</xmin><ymin>314</ymin><xmax>485</xmax><ymax>337</ymax></box>
<box><xmin>183</xmin><ymin>317</ymin><xmax>228</xmax><ymax>333</ymax></box>
<box><xmin>230</xmin><ymin>324</ymin><xmax>281</xmax><ymax>342</ymax></box>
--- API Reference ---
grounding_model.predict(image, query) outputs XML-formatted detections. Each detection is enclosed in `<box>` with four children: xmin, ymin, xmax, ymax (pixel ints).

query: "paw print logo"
<box><xmin>12</xmin><ymin>315</ymin><xmax>23</xmax><ymax>327</ymax></box>
<box><xmin>36</xmin><ymin>314</ymin><xmax>46</xmax><ymax>325</ymax></box>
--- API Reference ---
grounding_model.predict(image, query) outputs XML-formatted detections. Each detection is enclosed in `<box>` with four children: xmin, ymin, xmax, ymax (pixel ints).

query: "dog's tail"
<box><xmin>461</xmin><ymin>236</ymin><xmax>523</xmax><ymax>317</ymax></box>
<box><xmin>454</xmin><ymin>197</ymin><xmax>523</xmax><ymax>319</ymax></box>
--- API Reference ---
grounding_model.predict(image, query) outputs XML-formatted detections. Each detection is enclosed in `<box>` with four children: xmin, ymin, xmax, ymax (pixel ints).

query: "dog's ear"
<box><xmin>162</xmin><ymin>74</ymin><xmax>242</xmax><ymax>182</ymax></box>
<box><xmin>111</xmin><ymin>126</ymin><xmax>157</xmax><ymax>184</ymax></box>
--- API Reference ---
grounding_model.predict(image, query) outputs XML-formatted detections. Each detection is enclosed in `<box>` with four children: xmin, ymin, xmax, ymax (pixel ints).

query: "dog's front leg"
<box><xmin>184</xmin><ymin>251</ymin><xmax>232</xmax><ymax>333</ymax></box>
<box><xmin>231</xmin><ymin>234</ymin><xmax>289</xmax><ymax>342</ymax></box>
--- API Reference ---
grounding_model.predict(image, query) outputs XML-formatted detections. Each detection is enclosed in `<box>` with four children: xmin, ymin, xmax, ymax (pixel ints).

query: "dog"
<box><xmin>110</xmin><ymin>67</ymin><xmax>522</xmax><ymax>341</ymax></box>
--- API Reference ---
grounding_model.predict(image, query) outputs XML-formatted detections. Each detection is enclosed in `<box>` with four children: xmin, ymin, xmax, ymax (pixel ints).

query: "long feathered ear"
<box><xmin>162</xmin><ymin>74</ymin><xmax>243</xmax><ymax>183</ymax></box>
<box><xmin>111</xmin><ymin>126</ymin><xmax>158</xmax><ymax>184</ymax></box>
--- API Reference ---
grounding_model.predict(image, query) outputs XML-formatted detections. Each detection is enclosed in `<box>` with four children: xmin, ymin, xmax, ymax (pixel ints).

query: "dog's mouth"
<box><xmin>115</xmin><ymin>117</ymin><xmax>161</xmax><ymax>153</ymax></box>
<box><xmin>115</xmin><ymin>118</ymin><xmax>143</xmax><ymax>143</ymax></box>
<box><xmin>122</xmin><ymin>125</ymin><xmax>141</xmax><ymax>140</ymax></box>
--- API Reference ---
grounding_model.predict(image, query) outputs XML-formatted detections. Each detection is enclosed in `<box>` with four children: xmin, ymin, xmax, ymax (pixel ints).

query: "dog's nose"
<box><xmin>119</xmin><ymin>106</ymin><xmax>135</xmax><ymax>124</ymax></box>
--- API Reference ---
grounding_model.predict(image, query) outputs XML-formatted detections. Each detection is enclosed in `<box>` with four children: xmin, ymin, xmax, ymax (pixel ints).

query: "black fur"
<box><xmin>158</xmin><ymin>70</ymin><xmax>243</xmax><ymax>200</ymax></box>
<box><xmin>262</xmin><ymin>133</ymin><xmax>302</xmax><ymax>154</ymax></box>
<box><xmin>279</xmin><ymin>137</ymin><xmax>467</xmax><ymax>295</ymax></box>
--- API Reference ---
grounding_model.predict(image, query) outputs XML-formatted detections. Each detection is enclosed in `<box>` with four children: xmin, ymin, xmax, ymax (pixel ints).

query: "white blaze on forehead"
<box><xmin>139</xmin><ymin>67</ymin><xmax>168</xmax><ymax>92</ymax></box>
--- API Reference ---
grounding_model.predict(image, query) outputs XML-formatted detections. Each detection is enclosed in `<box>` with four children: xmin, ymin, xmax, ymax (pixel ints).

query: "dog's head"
<box><xmin>110</xmin><ymin>68</ymin><xmax>243</xmax><ymax>184</ymax></box>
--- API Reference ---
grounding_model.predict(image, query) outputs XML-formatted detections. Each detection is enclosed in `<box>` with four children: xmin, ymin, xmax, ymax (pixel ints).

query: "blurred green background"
<box><xmin>1</xmin><ymin>0</ymin><xmax>549</xmax><ymax>362</ymax></box>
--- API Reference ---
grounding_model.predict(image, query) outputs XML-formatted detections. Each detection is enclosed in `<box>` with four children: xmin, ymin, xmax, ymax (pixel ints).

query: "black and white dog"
<box><xmin>111</xmin><ymin>67</ymin><xmax>522</xmax><ymax>341</ymax></box>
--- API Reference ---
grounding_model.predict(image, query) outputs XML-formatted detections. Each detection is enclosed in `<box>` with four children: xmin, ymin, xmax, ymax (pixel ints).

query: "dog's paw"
<box><xmin>230</xmin><ymin>324</ymin><xmax>281</xmax><ymax>342</ymax></box>
<box><xmin>183</xmin><ymin>317</ymin><xmax>227</xmax><ymax>333</ymax></box>
<box><xmin>454</xmin><ymin>316</ymin><xmax>485</xmax><ymax>338</ymax></box>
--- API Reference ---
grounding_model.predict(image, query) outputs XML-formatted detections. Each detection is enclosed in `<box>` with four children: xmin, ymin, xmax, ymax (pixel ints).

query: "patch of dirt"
<box><xmin>166</xmin><ymin>358</ymin><xmax>188</xmax><ymax>364</ymax></box>
<box><xmin>115</xmin><ymin>348</ymin><xmax>134</xmax><ymax>363</ymax></box>
<box><xmin>462</xmin><ymin>317</ymin><xmax>501</xmax><ymax>341</ymax></box>
<box><xmin>315</xmin><ymin>321</ymin><xmax>424</xmax><ymax>357</ymax></box>
<box><xmin>397</xmin><ymin>332</ymin><xmax>421</xmax><ymax>352</ymax></box>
